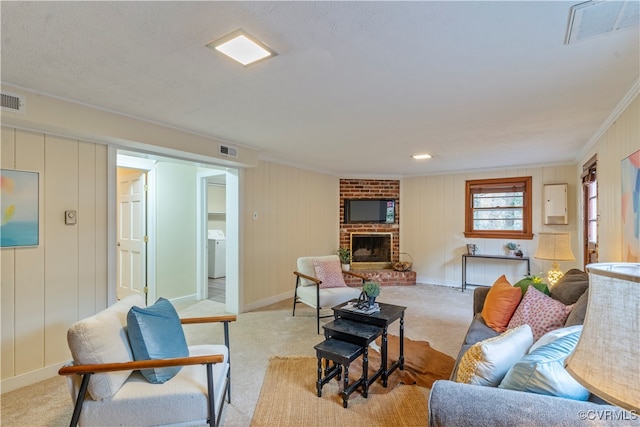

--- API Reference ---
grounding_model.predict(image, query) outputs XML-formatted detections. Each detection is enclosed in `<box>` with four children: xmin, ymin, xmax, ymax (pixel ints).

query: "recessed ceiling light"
<box><xmin>206</xmin><ymin>29</ymin><xmax>277</xmax><ymax>66</ymax></box>
<box><xmin>412</xmin><ymin>154</ymin><xmax>432</xmax><ymax>160</ymax></box>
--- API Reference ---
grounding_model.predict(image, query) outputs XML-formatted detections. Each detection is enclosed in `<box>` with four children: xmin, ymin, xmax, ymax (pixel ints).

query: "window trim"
<box><xmin>464</xmin><ymin>176</ymin><xmax>533</xmax><ymax>240</ymax></box>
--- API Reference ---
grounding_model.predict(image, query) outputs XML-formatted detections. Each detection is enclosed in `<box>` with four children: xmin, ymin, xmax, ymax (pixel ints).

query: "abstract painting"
<box><xmin>621</xmin><ymin>150</ymin><xmax>640</xmax><ymax>262</ymax></box>
<box><xmin>1</xmin><ymin>169</ymin><xmax>39</xmax><ymax>247</ymax></box>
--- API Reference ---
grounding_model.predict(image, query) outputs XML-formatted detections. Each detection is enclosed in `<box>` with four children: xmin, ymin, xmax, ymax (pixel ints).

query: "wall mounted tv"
<box><xmin>344</xmin><ymin>199</ymin><xmax>395</xmax><ymax>224</ymax></box>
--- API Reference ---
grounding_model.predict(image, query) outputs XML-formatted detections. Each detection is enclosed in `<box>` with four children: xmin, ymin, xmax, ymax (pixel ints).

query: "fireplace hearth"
<box><xmin>350</xmin><ymin>232</ymin><xmax>392</xmax><ymax>269</ymax></box>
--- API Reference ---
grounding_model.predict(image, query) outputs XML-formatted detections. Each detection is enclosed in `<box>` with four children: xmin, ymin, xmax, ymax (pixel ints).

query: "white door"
<box><xmin>117</xmin><ymin>168</ymin><xmax>147</xmax><ymax>301</ymax></box>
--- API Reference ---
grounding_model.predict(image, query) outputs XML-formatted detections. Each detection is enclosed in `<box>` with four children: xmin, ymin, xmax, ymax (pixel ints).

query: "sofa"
<box><xmin>428</xmin><ymin>270</ymin><xmax>639</xmax><ymax>426</ymax></box>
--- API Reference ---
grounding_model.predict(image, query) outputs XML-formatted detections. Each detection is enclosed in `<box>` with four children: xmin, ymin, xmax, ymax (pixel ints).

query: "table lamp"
<box><xmin>565</xmin><ymin>262</ymin><xmax>640</xmax><ymax>412</ymax></box>
<box><xmin>534</xmin><ymin>232</ymin><xmax>575</xmax><ymax>286</ymax></box>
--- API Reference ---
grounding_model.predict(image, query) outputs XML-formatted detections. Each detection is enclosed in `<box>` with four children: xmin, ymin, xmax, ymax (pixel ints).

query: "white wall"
<box><xmin>207</xmin><ymin>184</ymin><xmax>226</xmax><ymax>232</ymax></box>
<box><xmin>155</xmin><ymin>162</ymin><xmax>198</xmax><ymax>300</ymax></box>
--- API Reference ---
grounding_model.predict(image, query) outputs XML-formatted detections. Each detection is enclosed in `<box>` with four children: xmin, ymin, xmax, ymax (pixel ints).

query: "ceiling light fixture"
<box><xmin>206</xmin><ymin>29</ymin><xmax>277</xmax><ymax>66</ymax></box>
<box><xmin>412</xmin><ymin>154</ymin><xmax>432</xmax><ymax>160</ymax></box>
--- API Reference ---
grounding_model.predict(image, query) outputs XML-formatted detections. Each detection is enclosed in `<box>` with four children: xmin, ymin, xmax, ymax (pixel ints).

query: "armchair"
<box><xmin>293</xmin><ymin>255</ymin><xmax>365</xmax><ymax>333</ymax></box>
<box><xmin>58</xmin><ymin>295</ymin><xmax>235</xmax><ymax>427</ymax></box>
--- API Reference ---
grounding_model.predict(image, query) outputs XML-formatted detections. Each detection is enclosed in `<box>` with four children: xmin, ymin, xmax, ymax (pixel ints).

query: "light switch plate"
<box><xmin>65</xmin><ymin>210</ymin><xmax>77</xmax><ymax>225</ymax></box>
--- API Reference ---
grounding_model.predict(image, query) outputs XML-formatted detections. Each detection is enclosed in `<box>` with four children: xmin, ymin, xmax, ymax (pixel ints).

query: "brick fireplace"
<box><xmin>340</xmin><ymin>179</ymin><xmax>415</xmax><ymax>286</ymax></box>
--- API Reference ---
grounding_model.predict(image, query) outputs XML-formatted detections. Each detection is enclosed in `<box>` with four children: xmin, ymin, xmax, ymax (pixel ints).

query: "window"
<box><xmin>464</xmin><ymin>176</ymin><xmax>533</xmax><ymax>240</ymax></box>
<box><xmin>581</xmin><ymin>155</ymin><xmax>597</xmax><ymax>266</ymax></box>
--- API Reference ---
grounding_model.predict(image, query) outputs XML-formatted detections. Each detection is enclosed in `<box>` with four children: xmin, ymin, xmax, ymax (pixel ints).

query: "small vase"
<box><xmin>342</xmin><ymin>264</ymin><xmax>350</xmax><ymax>271</ymax></box>
<box><xmin>368</xmin><ymin>296</ymin><xmax>376</xmax><ymax>308</ymax></box>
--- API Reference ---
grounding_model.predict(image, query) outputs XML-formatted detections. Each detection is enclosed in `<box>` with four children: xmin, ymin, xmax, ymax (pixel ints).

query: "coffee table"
<box><xmin>332</xmin><ymin>300</ymin><xmax>406</xmax><ymax>387</ymax></box>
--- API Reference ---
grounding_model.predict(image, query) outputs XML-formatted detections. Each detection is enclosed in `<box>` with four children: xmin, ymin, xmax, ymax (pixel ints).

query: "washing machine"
<box><xmin>208</xmin><ymin>229</ymin><xmax>226</xmax><ymax>278</ymax></box>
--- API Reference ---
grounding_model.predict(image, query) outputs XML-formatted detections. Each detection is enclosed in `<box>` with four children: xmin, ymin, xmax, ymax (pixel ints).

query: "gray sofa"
<box><xmin>428</xmin><ymin>270</ymin><xmax>639</xmax><ymax>426</ymax></box>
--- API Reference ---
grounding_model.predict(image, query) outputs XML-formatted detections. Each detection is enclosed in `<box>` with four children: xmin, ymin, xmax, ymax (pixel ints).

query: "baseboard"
<box><xmin>242</xmin><ymin>290</ymin><xmax>292</xmax><ymax>313</ymax></box>
<box><xmin>415</xmin><ymin>277</ymin><xmax>461</xmax><ymax>288</ymax></box>
<box><xmin>1</xmin><ymin>362</ymin><xmax>66</xmax><ymax>394</ymax></box>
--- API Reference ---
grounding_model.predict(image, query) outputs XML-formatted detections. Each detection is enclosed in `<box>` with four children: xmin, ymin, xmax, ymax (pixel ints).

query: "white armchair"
<box><xmin>58</xmin><ymin>295</ymin><xmax>235</xmax><ymax>427</ymax></box>
<box><xmin>293</xmin><ymin>255</ymin><xmax>364</xmax><ymax>333</ymax></box>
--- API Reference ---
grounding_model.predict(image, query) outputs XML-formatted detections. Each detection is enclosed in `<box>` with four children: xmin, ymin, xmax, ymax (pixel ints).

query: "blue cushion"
<box><xmin>498</xmin><ymin>330</ymin><xmax>590</xmax><ymax>400</ymax></box>
<box><xmin>127</xmin><ymin>297</ymin><xmax>189</xmax><ymax>384</ymax></box>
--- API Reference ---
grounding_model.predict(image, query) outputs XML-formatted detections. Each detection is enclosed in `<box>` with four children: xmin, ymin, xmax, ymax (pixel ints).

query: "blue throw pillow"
<box><xmin>127</xmin><ymin>297</ymin><xmax>189</xmax><ymax>384</ymax></box>
<box><xmin>498</xmin><ymin>330</ymin><xmax>590</xmax><ymax>400</ymax></box>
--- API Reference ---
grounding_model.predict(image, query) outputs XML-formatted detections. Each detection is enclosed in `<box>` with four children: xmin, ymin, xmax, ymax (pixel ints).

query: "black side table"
<box><xmin>332</xmin><ymin>301</ymin><xmax>406</xmax><ymax>387</ymax></box>
<box><xmin>322</xmin><ymin>318</ymin><xmax>383</xmax><ymax>397</ymax></box>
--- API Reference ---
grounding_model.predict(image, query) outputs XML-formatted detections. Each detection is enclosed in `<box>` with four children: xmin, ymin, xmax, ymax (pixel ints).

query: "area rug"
<box><xmin>250</xmin><ymin>356</ymin><xmax>429</xmax><ymax>427</ymax></box>
<box><xmin>350</xmin><ymin>334</ymin><xmax>456</xmax><ymax>394</ymax></box>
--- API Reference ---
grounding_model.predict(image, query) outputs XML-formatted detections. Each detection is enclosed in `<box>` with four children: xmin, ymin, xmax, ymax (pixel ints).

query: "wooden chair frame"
<box><xmin>59</xmin><ymin>315</ymin><xmax>236</xmax><ymax>427</ymax></box>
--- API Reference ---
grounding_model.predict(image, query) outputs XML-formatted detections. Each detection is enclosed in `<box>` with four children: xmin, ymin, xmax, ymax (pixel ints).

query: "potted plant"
<box><xmin>337</xmin><ymin>247</ymin><xmax>351</xmax><ymax>271</ymax></box>
<box><xmin>363</xmin><ymin>281</ymin><xmax>381</xmax><ymax>308</ymax></box>
<box><xmin>505</xmin><ymin>242</ymin><xmax>518</xmax><ymax>256</ymax></box>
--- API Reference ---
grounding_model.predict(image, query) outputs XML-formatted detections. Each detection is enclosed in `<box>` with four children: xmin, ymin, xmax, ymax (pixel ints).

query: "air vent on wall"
<box><xmin>219</xmin><ymin>144</ymin><xmax>238</xmax><ymax>158</ymax></box>
<box><xmin>1</xmin><ymin>91</ymin><xmax>25</xmax><ymax>114</ymax></box>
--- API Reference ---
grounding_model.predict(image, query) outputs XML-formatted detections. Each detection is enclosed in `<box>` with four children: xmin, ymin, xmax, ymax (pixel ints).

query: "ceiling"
<box><xmin>1</xmin><ymin>1</ymin><xmax>638</xmax><ymax>177</ymax></box>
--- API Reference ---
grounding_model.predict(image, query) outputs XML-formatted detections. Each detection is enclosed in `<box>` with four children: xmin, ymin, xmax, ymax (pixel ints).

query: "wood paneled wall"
<box><xmin>1</xmin><ymin>127</ymin><xmax>108</xmax><ymax>386</ymax></box>
<box><xmin>578</xmin><ymin>95</ymin><xmax>639</xmax><ymax>262</ymax></box>
<box><xmin>401</xmin><ymin>165</ymin><xmax>580</xmax><ymax>287</ymax></box>
<box><xmin>240</xmin><ymin>160</ymin><xmax>339</xmax><ymax>309</ymax></box>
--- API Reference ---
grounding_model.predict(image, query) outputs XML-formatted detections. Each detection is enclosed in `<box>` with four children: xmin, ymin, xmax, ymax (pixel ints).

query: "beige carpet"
<box><xmin>250</xmin><ymin>356</ymin><xmax>429</xmax><ymax>427</ymax></box>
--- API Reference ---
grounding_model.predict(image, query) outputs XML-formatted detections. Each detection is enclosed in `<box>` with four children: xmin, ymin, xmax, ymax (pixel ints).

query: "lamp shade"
<box><xmin>565</xmin><ymin>263</ymin><xmax>640</xmax><ymax>412</ymax></box>
<box><xmin>534</xmin><ymin>232</ymin><xmax>575</xmax><ymax>261</ymax></box>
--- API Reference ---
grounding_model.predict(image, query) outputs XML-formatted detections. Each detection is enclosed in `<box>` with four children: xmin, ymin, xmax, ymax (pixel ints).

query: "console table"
<box><xmin>461</xmin><ymin>254</ymin><xmax>530</xmax><ymax>292</ymax></box>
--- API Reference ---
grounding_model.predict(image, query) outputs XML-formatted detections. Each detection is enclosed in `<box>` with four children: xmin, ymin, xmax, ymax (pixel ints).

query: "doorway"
<box><xmin>115</xmin><ymin>150</ymin><xmax>238</xmax><ymax>313</ymax></box>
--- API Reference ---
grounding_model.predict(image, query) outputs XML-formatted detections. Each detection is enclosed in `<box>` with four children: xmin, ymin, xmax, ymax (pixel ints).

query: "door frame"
<box><xmin>108</xmin><ymin>146</ymin><xmax>239</xmax><ymax>314</ymax></box>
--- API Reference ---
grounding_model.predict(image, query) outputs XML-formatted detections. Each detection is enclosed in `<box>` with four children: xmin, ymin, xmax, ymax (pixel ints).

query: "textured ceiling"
<box><xmin>1</xmin><ymin>1</ymin><xmax>638</xmax><ymax>176</ymax></box>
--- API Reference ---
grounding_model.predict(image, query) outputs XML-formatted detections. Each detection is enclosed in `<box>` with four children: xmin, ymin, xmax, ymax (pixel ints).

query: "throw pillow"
<box><xmin>67</xmin><ymin>295</ymin><xmax>143</xmax><ymax>400</ymax></box>
<box><xmin>507</xmin><ymin>286</ymin><xmax>574</xmax><ymax>341</ymax></box>
<box><xmin>481</xmin><ymin>275</ymin><xmax>522</xmax><ymax>333</ymax></box>
<box><xmin>127</xmin><ymin>297</ymin><xmax>189</xmax><ymax>384</ymax></box>
<box><xmin>564</xmin><ymin>289</ymin><xmax>589</xmax><ymax>327</ymax></box>
<box><xmin>513</xmin><ymin>277</ymin><xmax>550</xmax><ymax>296</ymax></box>
<box><xmin>529</xmin><ymin>324</ymin><xmax>583</xmax><ymax>354</ymax></box>
<box><xmin>499</xmin><ymin>330</ymin><xmax>590</xmax><ymax>401</ymax></box>
<box><xmin>313</xmin><ymin>258</ymin><xmax>348</xmax><ymax>289</ymax></box>
<box><xmin>550</xmin><ymin>269</ymin><xmax>589</xmax><ymax>305</ymax></box>
<box><xmin>455</xmin><ymin>324</ymin><xmax>533</xmax><ymax>387</ymax></box>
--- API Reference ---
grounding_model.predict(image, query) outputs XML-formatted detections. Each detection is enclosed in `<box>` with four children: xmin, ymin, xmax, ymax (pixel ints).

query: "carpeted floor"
<box><xmin>0</xmin><ymin>283</ymin><xmax>473</xmax><ymax>426</ymax></box>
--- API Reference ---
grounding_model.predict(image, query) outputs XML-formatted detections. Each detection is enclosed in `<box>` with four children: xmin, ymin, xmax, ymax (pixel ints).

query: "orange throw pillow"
<box><xmin>481</xmin><ymin>275</ymin><xmax>522</xmax><ymax>333</ymax></box>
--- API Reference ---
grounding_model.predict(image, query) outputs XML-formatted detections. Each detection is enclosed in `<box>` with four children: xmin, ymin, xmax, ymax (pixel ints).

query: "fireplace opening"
<box><xmin>350</xmin><ymin>232</ymin><xmax>392</xmax><ymax>269</ymax></box>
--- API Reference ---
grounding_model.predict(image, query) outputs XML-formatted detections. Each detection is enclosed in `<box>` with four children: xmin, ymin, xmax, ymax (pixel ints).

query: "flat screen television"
<box><xmin>344</xmin><ymin>199</ymin><xmax>395</xmax><ymax>224</ymax></box>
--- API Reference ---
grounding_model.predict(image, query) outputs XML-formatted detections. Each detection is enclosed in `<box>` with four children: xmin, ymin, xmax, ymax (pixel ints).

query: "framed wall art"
<box><xmin>621</xmin><ymin>149</ymin><xmax>639</xmax><ymax>262</ymax></box>
<box><xmin>1</xmin><ymin>169</ymin><xmax>39</xmax><ymax>247</ymax></box>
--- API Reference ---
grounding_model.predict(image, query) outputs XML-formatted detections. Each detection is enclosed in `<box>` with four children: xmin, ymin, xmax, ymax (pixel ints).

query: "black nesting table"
<box><xmin>332</xmin><ymin>300</ymin><xmax>406</xmax><ymax>387</ymax></box>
